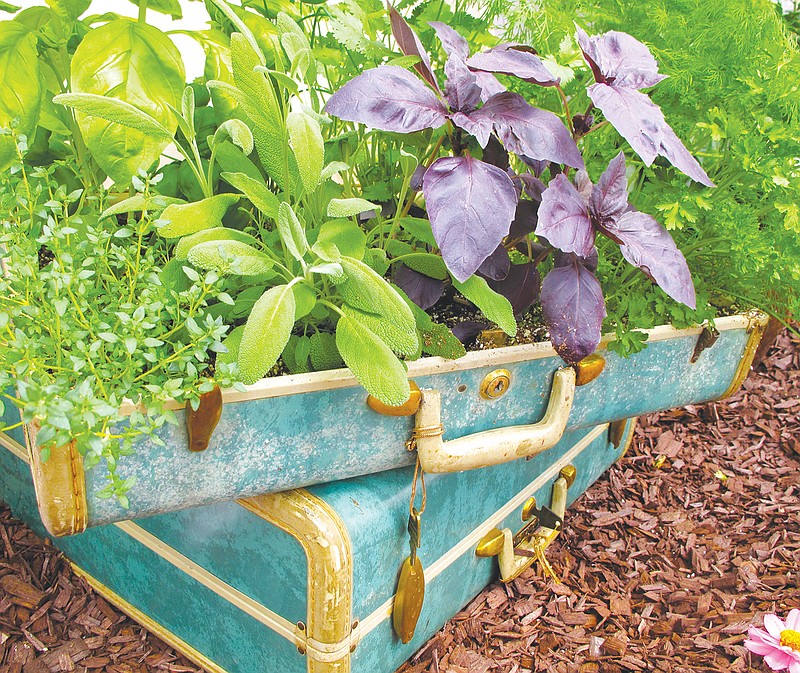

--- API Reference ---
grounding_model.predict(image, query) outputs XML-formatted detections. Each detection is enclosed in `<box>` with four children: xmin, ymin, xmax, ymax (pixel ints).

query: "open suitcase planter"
<box><xmin>0</xmin><ymin>417</ymin><xmax>637</xmax><ymax>673</ymax></box>
<box><xmin>12</xmin><ymin>312</ymin><xmax>767</xmax><ymax>536</ymax></box>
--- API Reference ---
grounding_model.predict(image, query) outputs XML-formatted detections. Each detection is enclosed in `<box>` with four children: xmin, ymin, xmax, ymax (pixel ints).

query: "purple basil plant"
<box><xmin>325</xmin><ymin>8</ymin><xmax>714</xmax><ymax>364</ymax></box>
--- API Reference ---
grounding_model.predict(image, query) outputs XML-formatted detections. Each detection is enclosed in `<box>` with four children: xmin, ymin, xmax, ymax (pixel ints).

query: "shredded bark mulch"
<box><xmin>0</xmin><ymin>332</ymin><xmax>798</xmax><ymax>673</ymax></box>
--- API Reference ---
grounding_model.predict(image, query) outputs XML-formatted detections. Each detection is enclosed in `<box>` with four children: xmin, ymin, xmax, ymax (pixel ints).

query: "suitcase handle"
<box><xmin>411</xmin><ymin>367</ymin><xmax>576</xmax><ymax>473</ymax></box>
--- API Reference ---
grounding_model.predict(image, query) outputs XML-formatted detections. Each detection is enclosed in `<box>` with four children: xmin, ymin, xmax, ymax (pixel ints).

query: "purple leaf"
<box><xmin>389</xmin><ymin>5</ymin><xmax>440</xmax><ymax>93</ymax></box>
<box><xmin>489</xmin><ymin>261</ymin><xmax>540</xmax><ymax>317</ymax></box>
<box><xmin>520</xmin><ymin>174</ymin><xmax>546</xmax><ymax>202</ymax></box>
<box><xmin>423</xmin><ymin>155</ymin><xmax>518</xmax><ymax>283</ymax></box>
<box><xmin>507</xmin><ymin>167</ymin><xmax>523</xmax><ymax>198</ymax></box>
<box><xmin>541</xmin><ymin>253</ymin><xmax>606</xmax><ymax>363</ymax></box>
<box><xmin>471</xmin><ymin>93</ymin><xmax>584</xmax><ymax>168</ymax></box>
<box><xmin>603</xmin><ymin>210</ymin><xmax>696</xmax><ymax>309</ymax></box>
<box><xmin>467</xmin><ymin>44</ymin><xmax>558</xmax><ymax>87</ymax></box>
<box><xmin>325</xmin><ymin>66</ymin><xmax>448</xmax><ymax>134</ymax></box>
<box><xmin>452</xmin><ymin>320</ymin><xmax>487</xmax><ymax>343</ymax></box>
<box><xmin>478</xmin><ymin>244</ymin><xmax>511</xmax><ymax>281</ymax></box>
<box><xmin>449</xmin><ymin>109</ymin><xmax>493</xmax><ymax>148</ymax></box>
<box><xmin>587</xmin><ymin>84</ymin><xmax>661</xmax><ymax>164</ymax></box>
<box><xmin>658</xmin><ymin>123</ymin><xmax>717</xmax><ymax>188</ymax></box>
<box><xmin>429</xmin><ymin>21</ymin><xmax>469</xmax><ymax>60</ymax></box>
<box><xmin>520</xmin><ymin>157</ymin><xmax>549</xmax><ymax>178</ymax></box>
<box><xmin>395</xmin><ymin>264</ymin><xmax>444</xmax><ymax>310</ymax></box>
<box><xmin>574</xmin><ymin>169</ymin><xmax>593</xmax><ymax>202</ymax></box>
<box><xmin>591</xmin><ymin>151</ymin><xmax>628</xmax><ymax>224</ymax></box>
<box><xmin>576</xmin><ymin>27</ymin><xmax>667</xmax><ymax>90</ymax></box>
<box><xmin>410</xmin><ymin>164</ymin><xmax>427</xmax><ymax>191</ymax></box>
<box><xmin>482</xmin><ymin>135</ymin><xmax>510</xmax><ymax>170</ymax></box>
<box><xmin>572</xmin><ymin>112</ymin><xmax>594</xmax><ymax>136</ymax></box>
<box><xmin>509</xmin><ymin>199</ymin><xmax>538</xmax><ymax>239</ymax></box>
<box><xmin>444</xmin><ymin>54</ymin><xmax>482</xmax><ymax>112</ymax></box>
<box><xmin>474</xmin><ymin>71</ymin><xmax>506</xmax><ymax>102</ymax></box>
<box><xmin>535</xmin><ymin>174</ymin><xmax>595</xmax><ymax>257</ymax></box>
<box><xmin>587</xmin><ymin>83</ymin><xmax>714</xmax><ymax>187</ymax></box>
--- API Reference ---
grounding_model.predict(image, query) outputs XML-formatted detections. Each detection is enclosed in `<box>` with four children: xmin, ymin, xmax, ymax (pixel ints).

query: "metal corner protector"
<box><xmin>238</xmin><ymin>489</ymin><xmax>355</xmax><ymax>673</ymax></box>
<box><xmin>25</xmin><ymin>423</ymin><xmax>88</xmax><ymax>537</ymax></box>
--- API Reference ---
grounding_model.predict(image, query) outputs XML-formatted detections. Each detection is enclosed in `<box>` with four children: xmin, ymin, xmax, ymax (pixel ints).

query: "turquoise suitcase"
<box><xmin>7</xmin><ymin>313</ymin><xmax>766</xmax><ymax>535</ymax></box>
<box><xmin>0</xmin><ymin>418</ymin><xmax>636</xmax><ymax>673</ymax></box>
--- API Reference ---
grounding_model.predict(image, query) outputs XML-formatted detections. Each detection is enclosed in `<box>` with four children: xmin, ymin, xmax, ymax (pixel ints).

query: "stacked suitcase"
<box><xmin>0</xmin><ymin>313</ymin><xmax>767</xmax><ymax>673</ymax></box>
<box><xmin>0</xmin><ymin>414</ymin><xmax>635</xmax><ymax>673</ymax></box>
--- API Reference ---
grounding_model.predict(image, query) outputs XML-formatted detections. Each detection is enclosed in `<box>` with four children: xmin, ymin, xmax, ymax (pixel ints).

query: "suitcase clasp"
<box><xmin>475</xmin><ymin>465</ymin><xmax>576</xmax><ymax>583</ymax></box>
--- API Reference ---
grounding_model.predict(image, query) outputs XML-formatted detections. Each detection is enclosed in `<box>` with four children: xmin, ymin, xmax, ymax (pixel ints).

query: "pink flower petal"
<box><xmin>747</xmin><ymin>639</ymin><xmax>783</xmax><ymax>656</ymax></box>
<box><xmin>765</xmin><ymin>650</ymin><xmax>794</xmax><ymax>671</ymax></box>
<box><xmin>789</xmin><ymin>660</ymin><xmax>800</xmax><ymax>673</ymax></box>
<box><xmin>786</xmin><ymin>610</ymin><xmax>800</xmax><ymax>631</ymax></box>
<box><xmin>766</xmin><ymin>614</ymin><xmax>788</xmax><ymax>639</ymax></box>
<box><xmin>749</xmin><ymin>626</ymin><xmax>781</xmax><ymax>646</ymax></box>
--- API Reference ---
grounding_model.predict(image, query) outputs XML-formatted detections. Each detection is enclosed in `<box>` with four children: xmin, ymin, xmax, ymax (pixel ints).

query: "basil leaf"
<box><xmin>0</xmin><ymin>22</ymin><xmax>43</xmax><ymax>136</ymax></box>
<box><xmin>69</xmin><ymin>19</ymin><xmax>184</xmax><ymax>185</ymax></box>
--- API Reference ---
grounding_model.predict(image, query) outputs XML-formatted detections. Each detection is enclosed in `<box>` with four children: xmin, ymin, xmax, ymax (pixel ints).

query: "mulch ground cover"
<box><xmin>0</xmin><ymin>332</ymin><xmax>798</xmax><ymax>673</ymax></box>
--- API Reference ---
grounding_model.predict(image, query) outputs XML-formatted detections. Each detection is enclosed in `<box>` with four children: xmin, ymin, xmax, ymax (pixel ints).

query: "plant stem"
<box><xmin>555</xmin><ymin>84</ymin><xmax>573</xmax><ymax>134</ymax></box>
<box><xmin>138</xmin><ymin>0</ymin><xmax>148</xmax><ymax>23</ymax></box>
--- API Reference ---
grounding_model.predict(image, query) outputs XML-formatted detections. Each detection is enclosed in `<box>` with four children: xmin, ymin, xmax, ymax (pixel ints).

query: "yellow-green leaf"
<box><xmin>327</xmin><ymin>197</ymin><xmax>379</xmax><ymax>218</ymax></box>
<box><xmin>187</xmin><ymin>240</ymin><xmax>273</xmax><ymax>277</ymax></box>
<box><xmin>317</xmin><ymin>219</ymin><xmax>366</xmax><ymax>260</ymax></box>
<box><xmin>335</xmin><ymin>313</ymin><xmax>410</xmax><ymax>406</ymax></box>
<box><xmin>0</xmin><ymin>22</ymin><xmax>42</xmax><ymax>135</ymax></box>
<box><xmin>287</xmin><ymin>110</ymin><xmax>323</xmax><ymax>193</ymax></box>
<box><xmin>158</xmin><ymin>194</ymin><xmax>239</xmax><ymax>238</ymax></box>
<box><xmin>277</xmin><ymin>201</ymin><xmax>308</xmax><ymax>261</ymax></box>
<box><xmin>453</xmin><ymin>275</ymin><xmax>517</xmax><ymax>336</ymax></box>
<box><xmin>238</xmin><ymin>284</ymin><xmax>296</xmax><ymax>385</ymax></box>
<box><xmin>174</xmin><ymin>227</ymin><xmax>263</xmax><ymax>260</ymax></box>
<box><xmin>222</xmin><ymin>171</ymin><xmax>279</xmax><ymax>220</ymax></box>
<box><xmin>70</xmin><ymin>19</ymin><xmax>184</xmax><ymax>185</ymax></box>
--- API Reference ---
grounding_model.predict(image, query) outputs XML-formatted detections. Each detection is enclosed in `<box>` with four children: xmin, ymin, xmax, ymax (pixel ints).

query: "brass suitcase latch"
<box><xmin>475</xmin><ymin>465</ymin><xmax>576</xmax><ymax>583</ymax></box>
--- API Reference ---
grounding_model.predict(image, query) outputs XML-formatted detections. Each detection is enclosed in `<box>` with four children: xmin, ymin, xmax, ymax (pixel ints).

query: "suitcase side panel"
<box><xmin>134</xmin><ymin>503</ymin><xmax>308</xmax><ymax>624</ymax></box>
<box><xmin>84</xmin><ymin>320</ymin><xmax>754</xmax><ymax>526</ymax></box>
<box><xmin>349</xmin><ymin>420</ymin><xmax>635</xmax><ymax>673</ymax></box>
<box><xmin>0</xmin><ymin>445</ymin><xmax>307</xmax><ymax>673</ymax></box>
<box><xmin>311</xmin><ymin>424</ymin><xmax>628</xmax><ymax>621</ymax></box>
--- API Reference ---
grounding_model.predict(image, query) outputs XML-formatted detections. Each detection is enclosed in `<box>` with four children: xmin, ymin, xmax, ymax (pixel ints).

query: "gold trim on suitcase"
<box><xmin>239</xmin><ymin>491</ymin><xmax>355</xmax><ymax>673</ymax></box>
<box><xmin>70</xmin><ymin>564</ymin><xmax>230</xmax><ymax>673</ymax></box>
<box><xmin>25</xmin><ymin>423</ymin><xmax>88</xmax><ymax>538</ymax></box>
<box><xmin>718</xmin><ymin>310</ymin><xmax>769</xmax><ymax>400</ymax></box>
<box><xmin>1</xmin><ymin>422</ymin><xmax>640</xmax><ymax>673</ymax></box>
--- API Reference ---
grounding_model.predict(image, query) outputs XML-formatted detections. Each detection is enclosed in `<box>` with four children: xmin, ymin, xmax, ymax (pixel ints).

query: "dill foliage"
<box><xmin>480</xmin><ymin>0</ymin><xmax>800</xmax><ymax>333</ymax></box>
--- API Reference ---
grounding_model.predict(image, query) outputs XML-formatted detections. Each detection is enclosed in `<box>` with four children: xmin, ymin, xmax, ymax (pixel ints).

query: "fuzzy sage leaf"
<box><xmin>237</xmin><ymin>285</ymin><xmax>296</xmax><ymax>385</ymax></box>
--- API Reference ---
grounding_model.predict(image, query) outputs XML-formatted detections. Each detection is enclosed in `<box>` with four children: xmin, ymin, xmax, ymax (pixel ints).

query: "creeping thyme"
<box><xmin>0</xmin><ymin>141</ymin><xmax>239</xmax><ymax>505</ymax></box>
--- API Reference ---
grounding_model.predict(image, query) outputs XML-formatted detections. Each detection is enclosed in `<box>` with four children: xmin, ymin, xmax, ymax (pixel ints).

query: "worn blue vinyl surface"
<box><xmin>0</xmin><ymin>401</ymin><xmax>25</xmax><ymax>448</ymax></box>
<box><xmin>0</xmin><ymin>420</ymin><xmax>634</xmax><ymax>673</ymax></box>
<box><xmin>0</xmin><ymin>445</ymin><xmax>308</xmax><ymax>673</ymax></box>
<box><xmin>78</xmin><ymin>326</ymin><xmax>746</xmax><ymax>526</ymax></box>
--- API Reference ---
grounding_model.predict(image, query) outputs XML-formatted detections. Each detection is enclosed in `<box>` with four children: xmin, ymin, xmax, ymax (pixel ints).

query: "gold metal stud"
<box><xmin>559</xmin><ymin>464</ymin><xmax>577</xmax><ymax>488</ymax></box>
<box><xmin>573</xmin><ymin>354</ymin><xmax>606</xmax><ymax>386</ymax></box>
<box><xmin>475</xmin><ymin>528</ymin><xmax>505</xmax><ymax>557</ymax></box>
<box><xmin>479</xmin><ymin>369</ymin><xmax>511</xmax><ymax>400</ymax></box>
<box><xmin>521</xmin><ymin>496</ymin><xmax>538</xmax><ymax>522</ymax></box>
<box><xmin>367</xmin><ymin>381</ymin><xmax>421</xmax><ymax>416</ymax></box>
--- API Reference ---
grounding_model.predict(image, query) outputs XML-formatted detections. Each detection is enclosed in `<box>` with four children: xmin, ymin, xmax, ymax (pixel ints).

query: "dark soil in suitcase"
<box><xmin>0</xmin><ymin>333</ymin><xmax>797</xmax><ymax>673</ymax></box>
